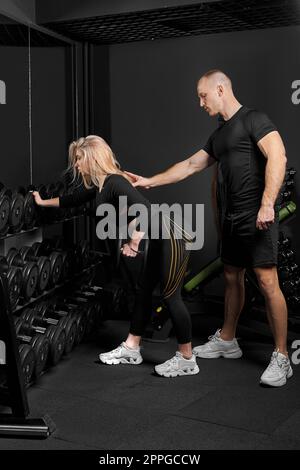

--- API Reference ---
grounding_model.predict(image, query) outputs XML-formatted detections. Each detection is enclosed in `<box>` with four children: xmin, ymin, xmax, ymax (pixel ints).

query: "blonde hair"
<box><xmin>67</xmin><ymin>135</ymin><xmax>129</xmax><ymax>189</ymax></box>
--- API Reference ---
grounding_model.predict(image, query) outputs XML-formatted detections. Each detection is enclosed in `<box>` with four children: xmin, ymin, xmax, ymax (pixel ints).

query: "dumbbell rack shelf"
<box><xmin>12</xmin><ymin>258</ymin><xmax>103</xmax><ymax>314</ymax></box>
<box><xmin>0</xmin><ymin>213</ymin><xmax>86</xmax><ymax>241</ymax></box>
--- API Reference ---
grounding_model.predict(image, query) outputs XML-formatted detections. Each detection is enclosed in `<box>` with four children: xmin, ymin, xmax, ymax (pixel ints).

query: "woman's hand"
<box><xmin>121</xmin><ymin>240</ymin><xmax>141</xmax><ymax>258</ymax></box>
<box><xmin>32</xmin><ymin>191</ymin><xmax>44</xmax><ymax>206</ymax></box>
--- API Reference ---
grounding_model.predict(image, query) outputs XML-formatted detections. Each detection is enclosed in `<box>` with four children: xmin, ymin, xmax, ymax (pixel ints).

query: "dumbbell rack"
<box><xmin>0</xmin><ymin>189</ymin><xmax>99</xmax><ymax>438</ymax></box>
<box><xmin>13</xmin><ymin>253</ymin><xmax>103</xmax><ymax>315</ymax></box>
<box><xmin>0</xmin><ymin>271</ymin><xmax>50</xmax><ymax>437</ymax></box>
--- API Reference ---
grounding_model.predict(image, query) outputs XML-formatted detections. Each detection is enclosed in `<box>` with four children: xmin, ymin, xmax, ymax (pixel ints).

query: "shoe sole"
<box><xmin>99</xmin><ymin>356</ymin><xmax>143</xmax><ymax>365</ymax></box>
<box><xmin>155</xmin><ymin>364</ymin><xmax>200</xmax><ymax>378</ymax></box>
<box><xmin>193</xmin><ymin>350</ymin><xmax>243</xmax><ymax>359</ymax></box>
<box><xmin>260</xmin><ymin>367</ymin><xmax>293</xmax><ymax>387</ymax></box>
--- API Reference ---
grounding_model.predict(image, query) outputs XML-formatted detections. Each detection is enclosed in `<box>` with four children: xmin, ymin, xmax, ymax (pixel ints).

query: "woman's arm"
<box><xmin>32</xmin><ymin>192</ymin><xmax>59</xmax><ymax>207</ymax></box>
<box><xmin>33</xmin><ymin>185</ymin><xmax>97</xmax><ymax>208</ymax></box>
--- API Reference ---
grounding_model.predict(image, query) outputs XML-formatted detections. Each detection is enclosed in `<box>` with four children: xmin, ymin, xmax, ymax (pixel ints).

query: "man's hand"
<box><xmin>256</xmin><ymin>205</ymin><xmax>275</xmax><ymax>230</ymax></box>
<box><xmin>124</xmin><ymin>171</ymin><xmax>152</xmax><ymax>188</ymax></box>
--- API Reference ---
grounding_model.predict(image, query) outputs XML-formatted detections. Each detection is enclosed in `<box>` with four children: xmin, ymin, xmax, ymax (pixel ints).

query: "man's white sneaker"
<box><xmin>192</xmin><ymin>329</ymin><xmax>243</xmax><ymax>359</ymax></box>
<box><xmin>154</xmin><ymin>352</ymin><xmax>199</xmax><ymax>378</ymax></box>
<box><xmin>260</xmin><ymin>351</ymin><xmax>293</xmax><ymax>387</ymax></box>
<box><xmin>99</xmin><ymin>342</ymin><xmax>143</xmax><ymax>365</ymax></box>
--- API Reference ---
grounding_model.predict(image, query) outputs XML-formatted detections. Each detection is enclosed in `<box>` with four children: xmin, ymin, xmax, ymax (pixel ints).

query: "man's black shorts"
<box><xmin>220</xmin><ymin>207</ymin><xmax>279</xmax><ymax>268</ymax></box>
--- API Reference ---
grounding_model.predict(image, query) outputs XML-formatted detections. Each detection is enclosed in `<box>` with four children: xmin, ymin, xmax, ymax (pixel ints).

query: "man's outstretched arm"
<box><xmin>125</xmin><ymin>149</ymin><xmax>216</xmax><ymax>188</ymax></box>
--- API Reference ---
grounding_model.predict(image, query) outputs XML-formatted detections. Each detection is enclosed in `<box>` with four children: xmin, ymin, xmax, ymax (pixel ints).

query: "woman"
<box><xmin>33</xmin><ymin>135</ymin><xmax>198</xmax><ymax>378</ymax></box>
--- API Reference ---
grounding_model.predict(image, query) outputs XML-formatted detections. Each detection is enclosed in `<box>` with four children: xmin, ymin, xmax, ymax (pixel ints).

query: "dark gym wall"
<box><xmin>94</xmin><ymin>24</ymin><xmax>300</xmax><ymax>274</ymax></box>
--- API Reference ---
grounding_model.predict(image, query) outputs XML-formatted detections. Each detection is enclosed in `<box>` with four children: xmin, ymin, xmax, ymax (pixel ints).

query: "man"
<box><xmin>126</xmin><ymin>69</ymin><xmax>293</xmax><ymax>387</ymax></box>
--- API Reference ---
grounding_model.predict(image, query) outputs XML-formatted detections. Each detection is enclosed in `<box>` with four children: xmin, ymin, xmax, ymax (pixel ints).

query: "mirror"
<box><xmin>0</xmin><ymin>14</ymin><xmax>30</xmax><ymax>188</ymax></box>
<box><xmin>29</xmin><ymin>27</ymin><xmax>76</xmax><ymax>187</ymax></box>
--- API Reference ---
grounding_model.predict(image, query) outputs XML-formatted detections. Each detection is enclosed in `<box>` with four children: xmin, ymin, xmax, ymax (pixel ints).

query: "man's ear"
<box><xmin>217</xmin><ymin>84</ymin><xmax>223</xmax><ymax>96</ymax></box>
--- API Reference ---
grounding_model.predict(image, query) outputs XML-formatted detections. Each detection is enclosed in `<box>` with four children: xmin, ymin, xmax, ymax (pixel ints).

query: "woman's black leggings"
<box><xmin>129</xmin><ymin>228</ymin><xmax>192</xmax><ymax>344</ymax></box>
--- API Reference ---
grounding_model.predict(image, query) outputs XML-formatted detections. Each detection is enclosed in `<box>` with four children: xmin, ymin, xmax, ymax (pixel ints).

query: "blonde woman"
<box><xmin>33</xmin><ymin>135</ymin><xmax>198</xmax><ymax>378</ymax></box>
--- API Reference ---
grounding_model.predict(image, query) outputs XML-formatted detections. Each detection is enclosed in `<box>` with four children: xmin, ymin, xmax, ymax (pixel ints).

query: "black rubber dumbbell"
<box><xmin>35</xmin><ymin>303</ymin><xmax>77</xmax><ymax>355</ymax></box>
<box><xmin>14</xmin><ymin>317</ymin><xmax>50</xmax><ymax>378</ymax></box>
<box><xmin>278</xmin><ymin>249</ymin><xmax>295</xmax><ymax>265</ymax></box>
<box><xmin>21</xmin><ymin>308</ymin><xmax>66</xmax><ymax>366</ymax></box>
<box><xmin>278</xmin><ymin>236</ymin><xmax>291</xmax><ymax>250</ymax></box>
<box><xmin>278</xmin><ymin>264</ymin><xmax>299</xmax><ymax>281</ymax></box>
<box><xmin>52</xmin><ymin>300</ymin><xmax>87</xmax><ymax>346</ymax></box>
<box><xmin>31</xmin><ymin>242</ymin><xmax>63</xmax><ymax>286</ymax></box>
<box><xmin>57</xmin><ymin>294</ymin><xmax>98</xmax><ymax>341</ymax></box>
<box><xmin>38</xmin><ymin>238</ymin><xmax>73</xmax><ymax>280</ymax></box>
<box><xmin>0</xmin><ymin>182</ymin><xmax>11</xmax><ymax>237</ymax></box>
<box><xmin>19</xmin><ymin>246</ymin><xmax>51</xmax><ymax>294</ymax></box>
<box><xmin>18</xmin><ymin>343</ymin><xmax>36</xmax><ymax>386</ymax></box>
<box><xmin>6</xmin><ymin>248</ymin><xmax>39</xmax><ymax>300</ymax></box>
<box><xmin>18</xmin><ymin>186</ymin><xmax>37</xmax><ymax>230</ymax></box>
<box><xmin>9</xmin><ymin>189</ymin><xmax>24</xmax><ymax>233</ymax></box>
<box><xmin>0</xmin><ymin>256</ymin><xmax>22</xmax><ymax>309</ymax></box>
<box><xmin>282</xmin><ymin>279</ymin><xmax>300</xmax><ymax>295</ymax></box>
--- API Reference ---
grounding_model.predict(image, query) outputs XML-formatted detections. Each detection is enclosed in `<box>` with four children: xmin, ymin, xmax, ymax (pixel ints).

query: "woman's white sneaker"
<box><xmin>260</xmin><ymin>351</ymin><xmax>293</xmax><ymax>387</ymax></box>
<box><xmin>99</xmin><ymin>342</ymin><xmax>143</xmax><ymax>365</ymax></box>
<box><xmin>192</xmin><ymin>329</ymin><xmax>243</xmax><ymax>359</ymax></box>
<box><xmin>154</xmin><ymin>352</ymin><xmax>199</xmax><ymax>378</ymax></box>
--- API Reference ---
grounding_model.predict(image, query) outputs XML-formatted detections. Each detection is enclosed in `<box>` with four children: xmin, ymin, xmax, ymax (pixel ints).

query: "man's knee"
<box><xmin>224</xmin><ymin>264</ymin><xmax>246</xmax><ymax>286</ymax></box>
<box><xmin>254</xmin><ymin>266</ymin><xmax>279</xmax><ymax>297</ymax></box>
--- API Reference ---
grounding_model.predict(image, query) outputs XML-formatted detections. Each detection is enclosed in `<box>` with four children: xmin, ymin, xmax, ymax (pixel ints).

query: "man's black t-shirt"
<box><xmin>203</xmin><ymin>106</ymin><xmax>277</xmax><ymax>212</ymax></box>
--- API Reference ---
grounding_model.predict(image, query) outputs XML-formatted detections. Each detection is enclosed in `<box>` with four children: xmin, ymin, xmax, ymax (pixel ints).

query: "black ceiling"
<box><xmin>42</xmin><ymin>0</ymin><xmax>300</xmax><ymax>45</ymax></box>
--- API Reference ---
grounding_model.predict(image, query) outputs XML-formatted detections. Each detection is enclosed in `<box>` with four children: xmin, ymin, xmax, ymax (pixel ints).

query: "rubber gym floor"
<box><xmin>0</xmin><ymin>311</ymin><xmax>299</xmax><ymax>450</ymax></box>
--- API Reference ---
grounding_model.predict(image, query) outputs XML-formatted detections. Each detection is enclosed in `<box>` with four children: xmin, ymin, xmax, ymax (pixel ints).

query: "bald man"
<box><xmin>127</xmin><ymin>69</ymin><xmax>292</xmax><ymax>387</ymax></box>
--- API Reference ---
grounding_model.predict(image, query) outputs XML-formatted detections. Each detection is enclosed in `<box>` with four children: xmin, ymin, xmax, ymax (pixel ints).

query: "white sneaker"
<box><xmin>260</xmin><ymin>351</ymin><xmax>293</xmax><ymax>387</ymax></box>
<box><xmin>192</xmin><ymin>329</ymin><xmax>243</xmax><ymax>359</ymax></box>
<box><xmin>154</xmin><ymin>352</ymin><xmax>199</xmax><ymax>378</ymax></box>
<box><xmin>99</xmin><ymin>342</ymin><xmax>143</xmax><ymax>365</ymax></box>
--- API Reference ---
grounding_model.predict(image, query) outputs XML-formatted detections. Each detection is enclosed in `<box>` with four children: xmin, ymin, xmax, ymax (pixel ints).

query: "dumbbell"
<box><xmin>19</xmin><ymin>246</ymin><xmax>51</xmax><ymax>294</ymax></box>
<box><xmin>282</xmin><ymin>279</ymin><xmax>300</xmax><ymax>295</ymax></box>
<box><xmin>6</xmin><ymin>247</ymin><xmax>39</xmax><ymax>300</ymax></box>
<box><xmin>31</xmin><ymin>242</ymin><xmax>63</xmax><ymax>286</ymax></box>
<box><xmin>278</xmin><ymin>263</ymin><xmax>299</xmax><ymax>281</ymax></box>
<box><xmin>38</xmin><ymin>239</ymin><xmax>73</xmax><ymax>280</ymax></box>
<box><xmin>96</xmin><ymin>282</ymin><xmax>128</xmax><ymax>318</ymax></box>
<box><xmin>278</xmin><ymin>248</ymin><xmax>295</xmax><ymax>265</ymax></box>
<box><xmin>9</xmin><ymin>189</ymin><xmax>24</xmax><ymax>233</ymax></box>
<box><xmin>279</xmin><ymin>190</ymin><xmax>292</xmax><ymax>205</ymax></box>
<box><xmin>58</xmin><ymin>294</ymin><xmax>98</xmax><ymax>340</ymax></box>
<box><xmin>0</xmin><ymin>256</ymin><xmax>22</xmax><ymax>309</ymax></box>
<box><xmin>14</xmin><ymin>317</ymin><xmax>50</xmax><ymax>378</ymax></box>
<box><xmin>35</xmin><ymin>303</ymin><xmax>77</xmax><ymax>354</ymax></box>
<box><xmin>287</xmin><ymin>295</ymin><xmax>300</xmax><ymax>307</ymax></box>
<box><xmin>0</xmin><ymin>182</ymin><xmax>11</xmax><ymax>237</ymax></box>
<box><xmin>18</xmin><ymin>343</ymin><xmax>36</xmax><ymax>386</ymax></box>
<box><xmin>21</xmin><ymin>308</ymin><xmax>66</xmax><ymax>366</ymax></box>
<box><xmin>18</xmin><ymin>186</ymin><xmax>37</xmax><ymax>230</ymax></box>
<box><xmin>52</xmin><ymin>300</ymin><xmax>87</xmax><ymax>345</ymax></box>
<box><xmin>283</xmin><ymin>180</ymin><xmax>295</xmax><ymax>190</ymax></box>
<box><xmin>286</xmin><ymin>168</ymin><xmax>296</xmax><ymax>180</ymax></box>
<box><xmin>278</xmin><ymin>236</ymin><xmax>291</xmax><ymax>250</ymax></box>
